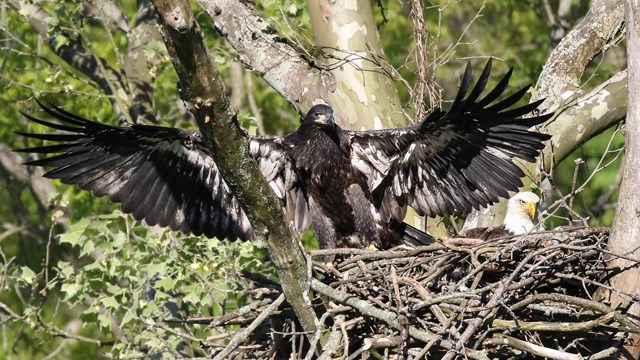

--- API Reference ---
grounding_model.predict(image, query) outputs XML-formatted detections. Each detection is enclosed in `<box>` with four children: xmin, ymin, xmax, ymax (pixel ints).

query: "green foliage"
<box><xmin>3</xmin><ymin>211</ymin><xmax>273</xmax><ymax>358</ymax></box>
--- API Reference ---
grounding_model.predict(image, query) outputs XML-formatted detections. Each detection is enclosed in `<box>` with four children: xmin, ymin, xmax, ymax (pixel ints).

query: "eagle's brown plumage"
<box><xmin>16</xmin><ymin>60</ymin><xmax>552</xmax><ymax>249</ymax></box>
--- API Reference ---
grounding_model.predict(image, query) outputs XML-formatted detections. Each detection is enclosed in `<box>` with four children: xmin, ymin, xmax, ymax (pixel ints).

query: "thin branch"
<box><xmin>487</xmin><ymin>334</ymin><xmax>581</xmax><ymax>360</ymax></box>
<box><xmin>213</xmin><ymin>294</ymin><xmax>285</xmax><ymax>359</ymax></box>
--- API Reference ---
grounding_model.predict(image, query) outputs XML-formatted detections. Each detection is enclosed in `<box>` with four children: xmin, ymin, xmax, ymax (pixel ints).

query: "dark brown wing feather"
<box><xmin>249</xmin><ymin>136</ymin><xmax>311</xmax><ymax>234</ymax></box>
<box><xmin>349</xmin><ymin>59</ymin><xmax>552</xmax><ymax>221</ymax></box>
<box><xmin>16</xmin><ymin>102</ymin><xmax>309</xmax><ymax>240</ymax></box>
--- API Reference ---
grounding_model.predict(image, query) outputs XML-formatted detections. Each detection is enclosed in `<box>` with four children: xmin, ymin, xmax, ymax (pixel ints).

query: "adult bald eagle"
<box><xmin>16</xmin><ymin>60</ymin><xmax>551</xmax><ymax>250</ymax></box>
<box><xmin>459</xmin><ymin>191</ymin><xmax>543</xmax><ymax>240</ymax></box>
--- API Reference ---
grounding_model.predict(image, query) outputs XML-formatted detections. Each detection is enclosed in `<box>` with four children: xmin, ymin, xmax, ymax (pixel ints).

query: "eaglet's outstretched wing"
<box><xmin>15</xmin><ymin>102</ymin><xmax>309</xmax><ymax>240</ymax></box>
<box><xmin>349</xmin><ymin>59</ymin><xmax>552</xmax><ymax>221</ymax></box>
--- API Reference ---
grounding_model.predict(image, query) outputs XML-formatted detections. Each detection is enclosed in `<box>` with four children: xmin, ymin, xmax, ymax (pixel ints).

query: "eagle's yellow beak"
<box><xmin>524</xmin><ymin>201</ymin><xmax>536</xmax><ymax>220</ymax></box>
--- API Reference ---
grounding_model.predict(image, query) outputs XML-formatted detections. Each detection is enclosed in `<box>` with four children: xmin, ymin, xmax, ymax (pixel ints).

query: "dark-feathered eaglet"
<box><xmin>16</xmin><ymin>60</ymin><xmax>552</xmax><ymax>250</ymax></box>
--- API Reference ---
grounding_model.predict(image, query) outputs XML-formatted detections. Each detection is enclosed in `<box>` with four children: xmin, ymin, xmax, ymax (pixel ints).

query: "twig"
<box><xmin>509</xmin><ymin>293</ymin><xmax>639</xmax><ymax>330</ymax></box>
<box><xmin>492</xmin><ymin>312</ymin><xmax>616</xmax><ymax>332</ymax></box>
<box><xmin>304</xmin><ymin>311</ymin><xmax>332</xmax><ymax>360</ymax></box>
<box><xmin>200</xmin><ymin>297</ymin><xmax>271</xmax><ymax>327</ymax></box>
<box><xmin>317</xmin><ymin>314</ymin><xmax>346</xmax><ymax>360</ymax></box>
<box><xmin>212</xmin><ymin>294</ymin><xmax>285</xmax><ymax>360</ymax></box>
<box><xmin>486</xmin><ymin>334</ymin><xmax>582</xmax><ymax>360</ymax></box>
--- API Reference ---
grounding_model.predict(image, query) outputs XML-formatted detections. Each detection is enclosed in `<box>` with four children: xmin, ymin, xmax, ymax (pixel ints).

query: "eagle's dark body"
<box><xmin>16</xmin><ymin>60</ymin><xmax>552</xmax><ymax>250</ymax></box>
<box><xmin>282</xmin><ymin>109</ymin><xmax>385</xmax><ymax>249</ymax></box>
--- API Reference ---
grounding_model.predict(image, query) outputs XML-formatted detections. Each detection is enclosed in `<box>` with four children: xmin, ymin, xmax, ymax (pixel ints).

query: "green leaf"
<box><xmin>80</xmin><ymin>239</ymin><xmax>95</xmax><ymax>257</ymax></box>
<box><xmin>101</xmin><ymin>296</ymin><xmax>119</xmax><ymax>309</ymax></box>
<box><xmin>58</xmin><ymin>218</ymin><xmax>90</xmax><ymax>246</ymax></box>
<box><xmin>145</xmin><ymin>262</ymin><xmax>167</xmax><ymax>274</ymax></box>
<box><xmin>183</xmin><ymin>287</ymin><xmax>203</xmax><ymax>306</ymax></box>
<box><xmin>51</xmin><ymin>34</ymin><xmax>70</xmax><ymax>51</ymax></box>
<box><xmin>19</xmin><ymin>266</ymin><xmax>37</xmax><ymax>285</ymax></box>
<box><xmin>105</xmin><ymin>283</ymin><xmax>123</xmax><ymax>296</ymax></box>
<box><xmin>120</xmin><ymin>309</ymin><xmax>136</xmax><ymax>327</ymax></box>
<box><xmin>97</xmin><ymin>313</ymin><xmax>110</xmax><ymax>329</ymax></box>
<box><xmin>141</xmin><ymin>302</ymin><xmax>158</xmax><ymax>318</ymax></box>
<box><xmin>111</xmin><ymin>231</ymin><xmax>126</xmax><ymax>250</ymax></box>
<box><xmin>57</xmin><ymin>261</ymin><xmax>74</xmax><ymax>278</ymax></box>
<box><xmin>287</xmin><ymin>2</ymin><xmax>298</xmax><ymax>15</ymax></box>
<box><xmin>60</xmin><ymin>283</ymin><xmax>80</xmax><ymax>301</ymax></box>
<box><xmin>154</xmin><ymin>277</ymin><xmax>176</xmax><ymax>291</ymax></box>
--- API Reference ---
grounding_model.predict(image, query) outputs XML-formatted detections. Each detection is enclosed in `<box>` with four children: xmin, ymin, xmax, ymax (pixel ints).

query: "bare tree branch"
<box><xmin>85</xmin><ymin>0</ymin><xmax>131</xmax><ymax>33</ymax></box>
<box><xmin>533</xmin><ymin>0</ymin><xmax>625</xmax><ymax>108</ymax></box>
<box><xmin>196</xmin><ymin>0</ymin><xmax>335</xmax><ymax>114</ymax></box>
<box><xmin>0</xmin><ymin>144</ymin><xmax>54</xmax><ymax>209</ymax></box>
<box><xmin>542</xmin><ymin>70</ymin><xmax>627</xmax><ymax>169</ymax></box>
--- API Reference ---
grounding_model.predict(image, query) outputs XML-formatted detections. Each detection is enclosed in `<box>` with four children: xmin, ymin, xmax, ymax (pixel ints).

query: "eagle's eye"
<box><xmin>519</xmin><ymin>199</ymin><xmax>526</xmax><ymax>205</ymax></box>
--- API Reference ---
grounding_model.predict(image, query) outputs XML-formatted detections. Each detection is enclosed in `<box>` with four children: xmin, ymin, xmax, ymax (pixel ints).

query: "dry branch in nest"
<box><xmin>182</xmin><ymin>227</ymin><xmax>640</xmax><ymax>359</ymax></box>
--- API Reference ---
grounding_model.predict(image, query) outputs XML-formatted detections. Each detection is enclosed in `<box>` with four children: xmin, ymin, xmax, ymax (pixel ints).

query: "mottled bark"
<box><xmin>196</xmin><ymin>0</ymin><xmax>335</xmax><ymax>115</ymax></box>
<box><xmin>541</xmin><ymin>70</ymin><xmax>627</xmax><ymax>169</ymax></box>
<box><xmin>306</xmin><ymin>0</ymin><xmax>406</xmax><ymax>129</ymax></box>
<box><xmin>533</xmin><ymin>0</ymin><xmax>625</xmax><ymax>108</ymax></box>
<box><xmin>150</xmin><ymin>0</ymin><xmax>317</xmax><ymax>335</ymax></box>
<box><xmin>607</xmin><ymin>2</ymin><xmax>640</xmax><ymax>358</ymax></box>
<box><xmin>199</xmin><ymin>0</ymin><xmax>407</xmax><ymax>127</ymax></box>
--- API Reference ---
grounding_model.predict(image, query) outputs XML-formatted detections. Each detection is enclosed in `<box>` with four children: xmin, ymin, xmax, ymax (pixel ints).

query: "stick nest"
<box><xmin>208</xmin><ymin>227</ymin><xmax>640</xmax><ymax>359</ymax></box>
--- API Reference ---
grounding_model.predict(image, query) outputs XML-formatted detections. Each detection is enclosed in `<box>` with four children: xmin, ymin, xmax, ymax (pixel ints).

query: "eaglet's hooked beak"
<box><xmin>524</xmin><ymin>201</ymin><xmax>536</xmax><ymax>220</ymax></box>
<box><xmin>314</xmin><ymin>112</ymin><xmax>335</xmax><ymax>127</ymax></box>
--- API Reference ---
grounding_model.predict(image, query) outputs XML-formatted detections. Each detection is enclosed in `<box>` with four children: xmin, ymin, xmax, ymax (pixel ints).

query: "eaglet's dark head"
<box><xmin>302</xmin><ymin>104</ymin><xmax>335</xmax><ymax>129</ymax></box>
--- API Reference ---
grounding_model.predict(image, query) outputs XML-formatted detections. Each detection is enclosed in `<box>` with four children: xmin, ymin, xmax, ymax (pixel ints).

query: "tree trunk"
<box><xmin>607</xmin><ymin>2</ymin><xmax>640</xmax><ymax>358</ymax></box>
<box><xmin>151</xmin><ymin>0</ymin><xmax>317</xmax><ymax>335</ymax></box>
<box><xmin>306</xmin><ymin>0</ymin><xmax>428</xmax><ymax>231</ymax></box>
<box><xmin>306</xmin><ymin>0</ymin><xmax>406</xmax><ymax>129</ymax></box>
